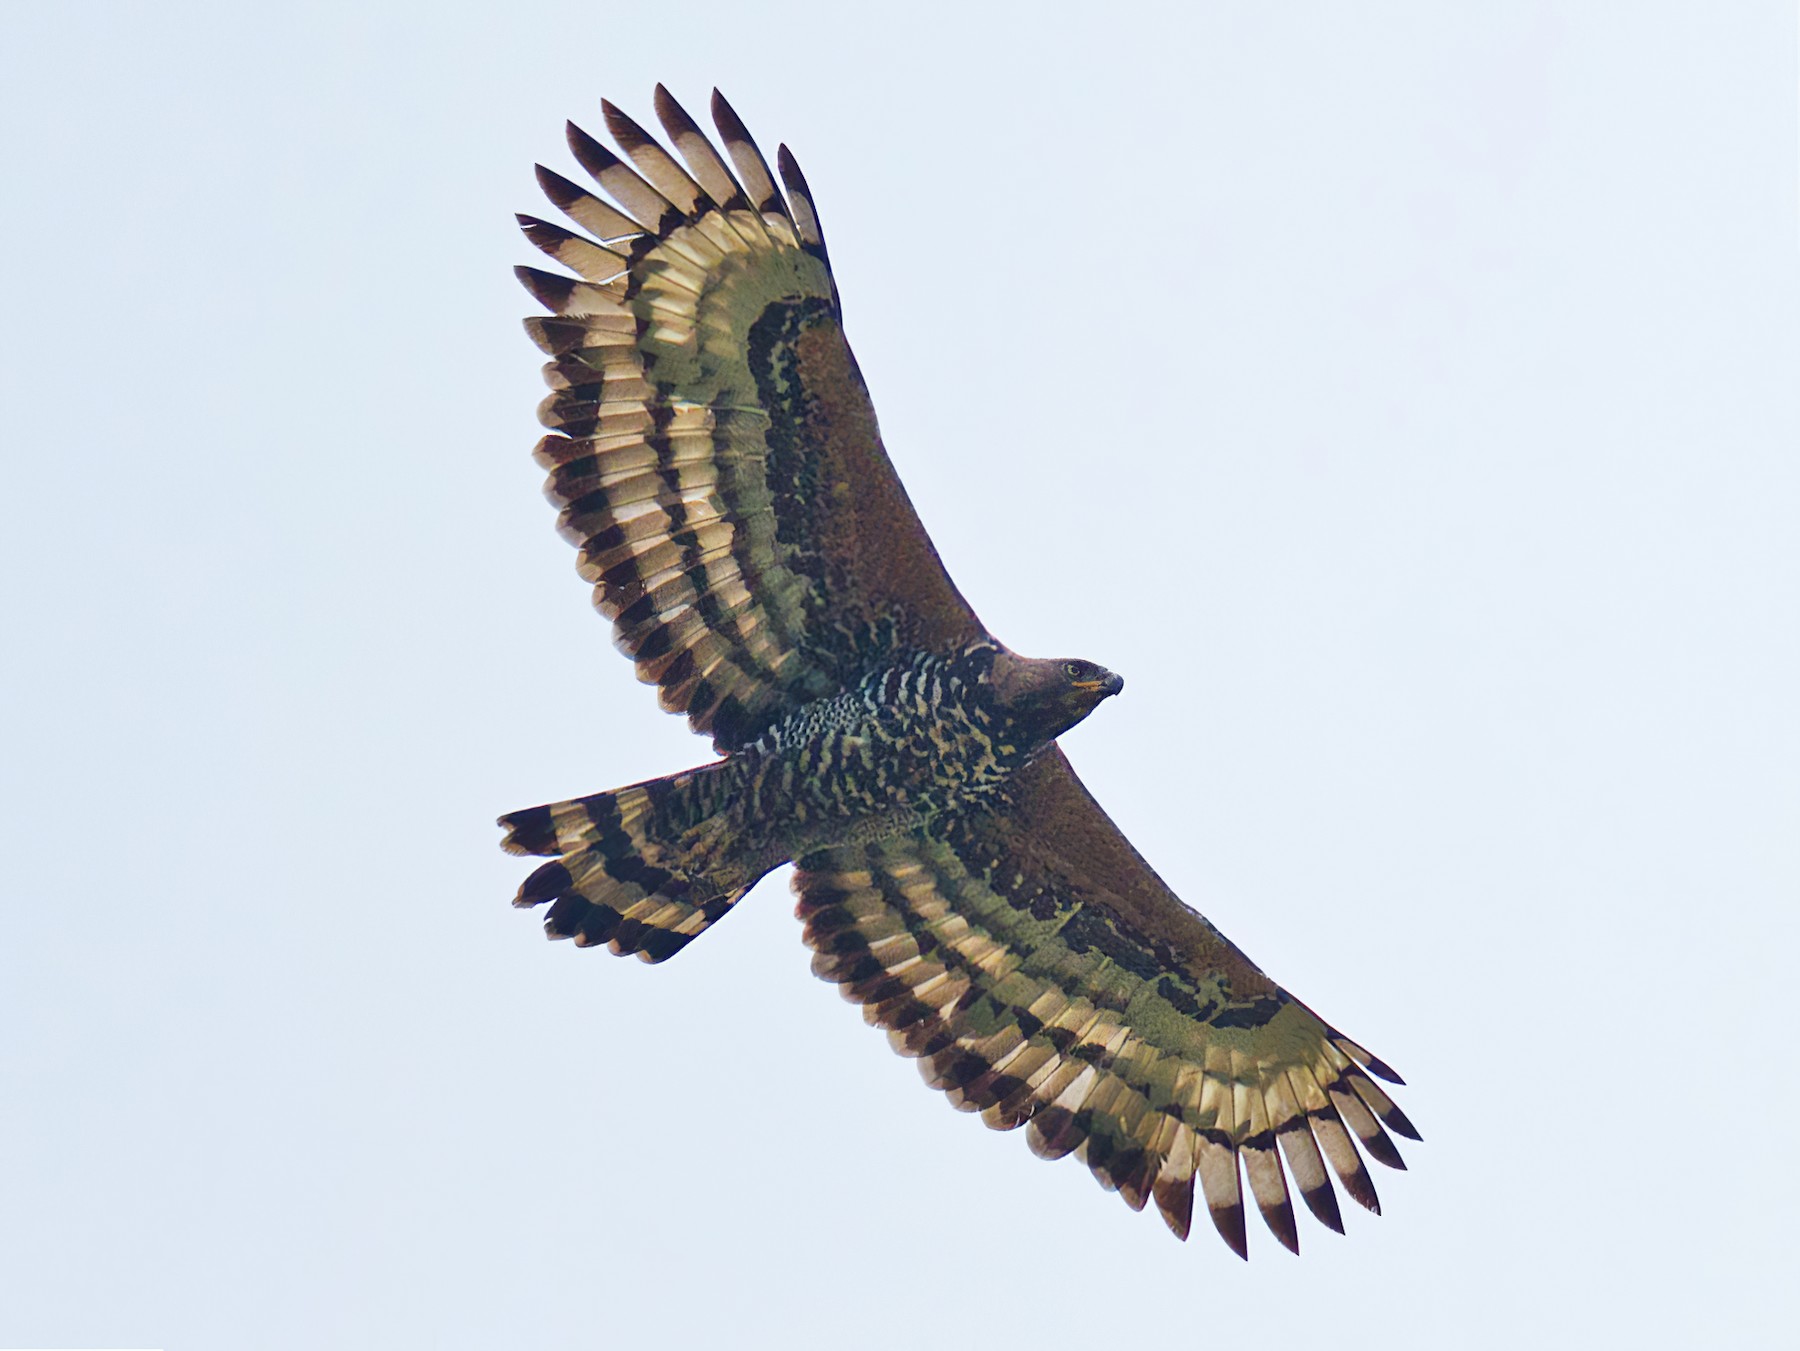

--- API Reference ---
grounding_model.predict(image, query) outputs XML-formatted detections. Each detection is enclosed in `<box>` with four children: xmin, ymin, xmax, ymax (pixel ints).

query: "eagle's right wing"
<box><xmin>518</xmin><ymin>88</ymin><xmax>984</xmax><ymax>752</ymax></box>
<box><xmin>793</xmin><ymin>747</ymin><xmax>1419</xmax><ymax>1258</ymax></box>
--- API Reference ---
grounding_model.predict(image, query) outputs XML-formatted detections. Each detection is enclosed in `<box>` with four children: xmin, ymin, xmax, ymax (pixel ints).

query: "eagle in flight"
<box><xmin>500</xmin><ymin>87</ymin><xmax>1419</xmax><ymax>1258</ymax></box>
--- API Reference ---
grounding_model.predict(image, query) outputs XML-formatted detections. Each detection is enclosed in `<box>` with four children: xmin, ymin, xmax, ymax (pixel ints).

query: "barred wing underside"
<box><xmin>519</xmin><ymin>87</ymin><xmax>983</xmax><ymax>751</ymax></box>
<box><xmin>793</xmin><ymin>749</ymin><xmax>1419</xmax><ymax>1257</ymax></box>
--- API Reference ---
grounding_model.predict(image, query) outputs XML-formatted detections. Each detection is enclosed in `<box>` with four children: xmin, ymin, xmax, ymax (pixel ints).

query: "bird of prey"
<box><xmin>500</xmin><ymin>86</ymin><xmax>1419</xmax><ymax>1258</ymax></box>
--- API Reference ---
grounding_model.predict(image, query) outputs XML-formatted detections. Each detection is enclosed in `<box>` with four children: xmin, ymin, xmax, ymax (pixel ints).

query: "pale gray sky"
<box><xmin>3</xmin><ymin>3</ymin><xmax>1797</xmax><ymax>1347</ymax></box>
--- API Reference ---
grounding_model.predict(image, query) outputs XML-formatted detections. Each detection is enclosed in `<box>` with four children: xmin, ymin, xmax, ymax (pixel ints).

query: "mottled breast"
<box><xmin>742</xmin><ymin>645</ymin><xmax>1024</xmax><ymax>842</ymax></box>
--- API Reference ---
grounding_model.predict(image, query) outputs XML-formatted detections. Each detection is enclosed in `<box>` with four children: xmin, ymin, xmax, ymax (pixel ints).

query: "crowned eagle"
<box><xmin>500</xmin><ymin>87</ymin><xmax>1419</xmax><ymax>1258</ymax></box>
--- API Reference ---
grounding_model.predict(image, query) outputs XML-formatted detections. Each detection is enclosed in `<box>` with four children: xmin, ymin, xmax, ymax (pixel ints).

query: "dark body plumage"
<box><xmin>501</xmin><ymin>88</ymin><xmax>1419</xmax><ymax>1258</ymax></box>
<box><xmin>738</xmin><ymin>644</ymin><xmax>1123</xmax><ymax>832</ymax></box>
<box><xmin>502</xmin><ymin>642</ymin><xmax>1120</xmax><ymax>961</ymax></box>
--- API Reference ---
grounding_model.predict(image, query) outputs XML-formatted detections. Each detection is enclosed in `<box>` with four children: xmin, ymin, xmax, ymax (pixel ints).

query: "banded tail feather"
<box><xmin>499</xmin><ymin>762</ymin><xmax>776</xmax><ymax>963</ymax></box>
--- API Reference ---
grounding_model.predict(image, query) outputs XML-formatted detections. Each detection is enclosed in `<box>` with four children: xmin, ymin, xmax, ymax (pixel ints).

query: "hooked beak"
<box><xmin>1072</xmin><ymin>671</ymin><xmax>1125</xmax><ymax>697</ymax></box>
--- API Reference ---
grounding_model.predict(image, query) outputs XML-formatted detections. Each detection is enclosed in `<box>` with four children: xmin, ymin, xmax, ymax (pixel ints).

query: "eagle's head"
<box><xmin>986</xmin><ymin>649</ymin><xmax>1124</xmax><ymax>749</ymax></box>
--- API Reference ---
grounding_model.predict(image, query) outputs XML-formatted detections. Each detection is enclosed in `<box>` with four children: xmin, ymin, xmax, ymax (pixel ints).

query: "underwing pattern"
<box><xmin>503</xmin><ymin>86</ymin><xmax>1419</xmax><ymax>1258</ymax></box>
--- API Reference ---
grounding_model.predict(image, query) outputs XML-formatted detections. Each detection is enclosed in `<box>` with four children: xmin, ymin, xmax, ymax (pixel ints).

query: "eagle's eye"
<box><xmin>1062</xmin><ymin>661</ymin><xmax>1086</xmax><ymax>680</ymax></box>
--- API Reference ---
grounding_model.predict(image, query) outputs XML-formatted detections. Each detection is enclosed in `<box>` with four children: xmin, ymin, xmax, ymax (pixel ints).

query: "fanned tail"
<box><xmin>499</xmin><ymin>762</ymin><xmax>770</xmax><ymax>963</ymax></box>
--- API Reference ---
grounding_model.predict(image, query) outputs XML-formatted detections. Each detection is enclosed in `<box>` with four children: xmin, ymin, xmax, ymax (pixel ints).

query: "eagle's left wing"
<box><xmin>793</xmin><ymin>748</ymin><xmax>1418</xmax><ymax>1257</ymax></box>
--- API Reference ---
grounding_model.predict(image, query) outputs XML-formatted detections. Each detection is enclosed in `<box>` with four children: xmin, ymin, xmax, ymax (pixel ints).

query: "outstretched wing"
<box><xmin>518</xmin><ymin>87</ymin><xmax>983</xmax><ymax>751</ymax></box>
<box><xmin>793</xmin><ymin>748</ymin><xmax>1419</xmax><ymax>1258</ymax></box>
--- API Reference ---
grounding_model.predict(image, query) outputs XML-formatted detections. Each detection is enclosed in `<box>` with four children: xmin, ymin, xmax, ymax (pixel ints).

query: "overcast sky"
<box><xmin>3</xmin><ymin>3</ymin><xmax>1797</xmax><ymax>1348</ymax></box>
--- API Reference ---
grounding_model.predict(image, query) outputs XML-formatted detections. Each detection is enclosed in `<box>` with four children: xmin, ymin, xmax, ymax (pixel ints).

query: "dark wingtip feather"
<box><xmin>1328</xmin><ymin>1127</ymin><xmax>1383</xmax><ymax>1212</ymax></box>
<box><xmin>776</xmin><ymin>144</ymin><xmax>822</xmax><ymax>232</ymax></box>
<box><xmin>1364</xmin><ymin>1054</ymin><xmax>1405</xmax><ymax>1085</ymax></box>
<box><xmin>1266</xmin><ymin>1200</ymin><xmax>1300</xmax><ymax>1255</ymax></box>
<box><xmin>653</xmin><ymin>83</ymin><xmax>696</xmax><ymax>143</ymax></box>
<box><xmin>1300</xmin><ymin>1181</ymin><xmax>1345</xmax><ymax>1234</ymax></box>
<box><xmin>1383</xmin><ymin>1103</ymin><xmax>1424</xmax><ymax>1142</ymax></box>
<box><xmin>599</xmin><ymin>97</ymin><xmax>632</xmax><ymax>140</ymax></box>
<box><xmin>566</xmin><ymin>120</ymin><xmax>620</xmax><ymax>178</ymax></box>
<box><xmin>1334</xmin><ymin>1035</ymin><xmax>1405</xmax><ymax>1084</ymax></box>
<box><xmin>535</xmin><ymin>164</ymin><xmax>583</xmax><ymax>208</ymax></box>
<box><xmin>709</xmin><ymin>87</ymin><xmax>745</xmax><ymax>134</ymax></box>
<box><xmin>1347</xmin><ymin>1066</ymin><xmax>1422</xmax><ymax>1142</ymax></box>
<box><xmin>514</xmin><ymin>264</ymin><xmax>577</xmax><ymax>311</ymax></box>
<box><xmin>1210</xmin><ymin>1202</ymin><xmax>1249</xmax><ymax>1260</ymax></box>
<box><xmin>652</xmin><ymin>84</ymin><xmax>687</xmax><ymax>136</ymax></box>
<box><xmin>1363</xmin><ymin>1131</ymin><xmax>1408</xmax><ymax>1171</ymax></box>
<box><xmin>655</xmin><ymin>84</ymin><xmax>687</xmax><ymax>135</ymax></box>
<box><xmin>1152</xmin><ymin>1173</ymin><xmax>1195</xmax><ymax>1242</ymax></box>
<box><xmin>1341</xmin><ymin>1160</ymin><xmax>1381</xmax><ymax>1215</ymax></box>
